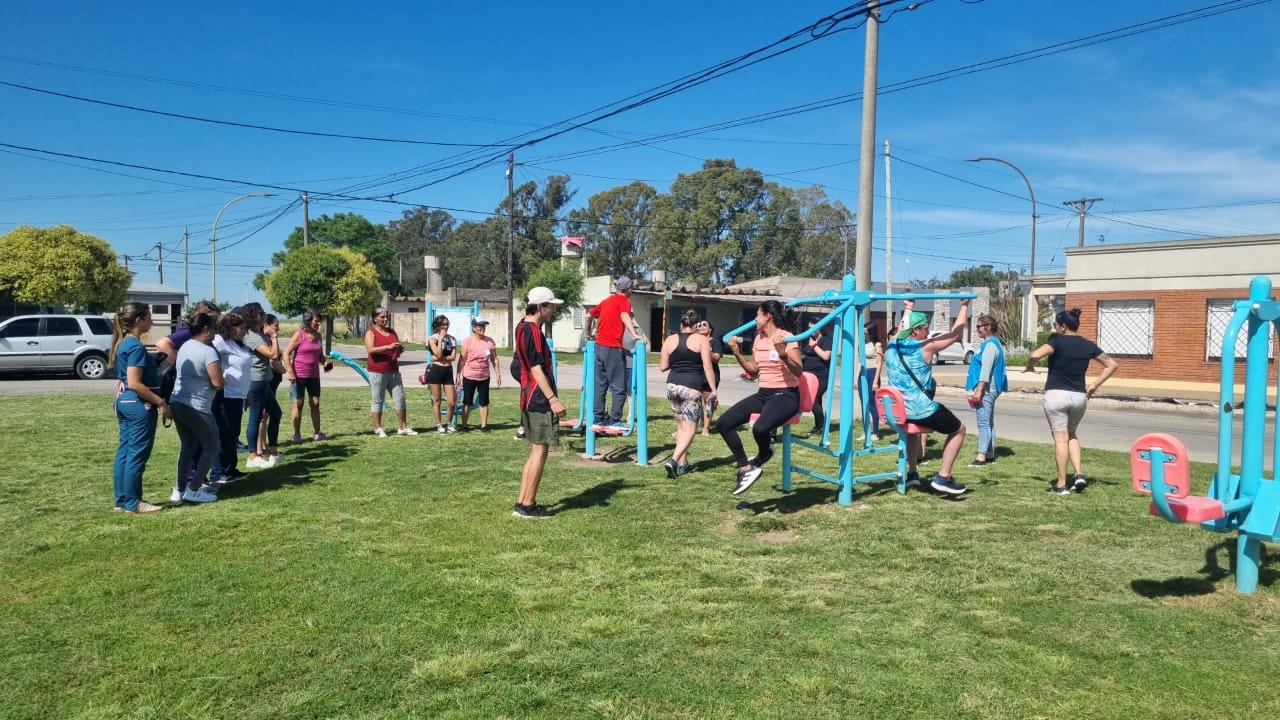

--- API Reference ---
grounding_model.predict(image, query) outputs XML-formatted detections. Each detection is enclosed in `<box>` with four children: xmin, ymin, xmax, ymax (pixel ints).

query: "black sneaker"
<box><xmin>1072</xmin><ymin>474</ymin><xmax>1089</xmax><ymax>492</ymax></box>
<box><xmin>967</xmin><ymin>458</ymin><xmax>993</xmax><ymax>467</ymax></box>
<box><xmin>512</xmin><ymin>503</ymin><xmax>555</xmax><ymax>519</ymax></box>
<box><xmin>749</xmin><ymin>446</ymin><xmax>774</xmax><ymax>467</ymax></box>
<box><xmin>905</xmin><ymin>471</ymin><xmax>921</xmax><ymax>488</ymax></box>
<box><xmin>678</xmin><ymin>463</ymin><xmax>696</xmax><ymax>475</ymax></box>
<box><xmin>1046</xmin><ymin>484</ymin><xmax>1070</xmax><ymax>496</ymax></box>
<box><xmin>664</xmin><ymin>459</ymin><xmax>679</xmax><ymax>479</ymax></box>
<box><xmin>732</xmin><ymin>466</ymin><xmax>764</xmax><ymax>496</ymax></box>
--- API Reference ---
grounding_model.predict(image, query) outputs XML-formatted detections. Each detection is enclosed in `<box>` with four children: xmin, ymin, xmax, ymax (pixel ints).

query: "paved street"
<box><xmin>3</xmin><ymin>344</ymin><xmax>1272</xmax><ymax>470</ymax></box>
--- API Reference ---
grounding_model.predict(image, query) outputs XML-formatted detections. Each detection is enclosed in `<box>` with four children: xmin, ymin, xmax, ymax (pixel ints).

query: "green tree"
<box><xmin>649</xmin><ymin>159</ymin><xmax>768</xmax><ymax>287</ymax></box>
<box><xmin>794</xmin><ymin>187</ymin><xmax>855</xmax><ymax>279</ymax></box>
<box><xmin>520</xmin><ymin>260</ymin><xmax>585</xmax><ymax>333</ymax></box>
<box><xmin>385</xmin><ymin>207</ymin><xmax>455</xmax><ymax>295</ymax></box>
<box><xmin>504</xmin><ymin>175</ymin><xmax>577</xmax><ymax>289</ymax></box>
<box><xmin>738</xmin><ymin>183</ymin><xmax>804</xmax><ymax>281</ymax></box>
<box><xmin>440</xmin><ymin>218</ymin><xmax>507</xmax><ymax>290</ymax></box>
<box><xmin>261</xmin><ymin>245</ymin><xmax>350</xmax><ymax>317</ymax></box>
<box><xmin>565</xmin><ymin>181</ymin><xmax>656</xmax><ymax>278</ymax></box>
<box><xmin>257</xmin><ymin>213</ymin><xmax>394</xmax><ymax>293</ymax></box>
<box><xmin>0</xmin><ymin>225</ymin><xmax>131</xmax><ymax>311</ymax></box>
<box><xmin>330</xmin><ymin>247</ymin><xmax>383</xmax><ymax>334</ymax></box>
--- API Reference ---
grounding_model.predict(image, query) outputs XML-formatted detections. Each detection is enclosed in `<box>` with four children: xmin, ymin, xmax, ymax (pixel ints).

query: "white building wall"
<box><xmin>1066</xmin><ymin>235</ymin><xmax>1280</xmax><ymax>293</ymax></box>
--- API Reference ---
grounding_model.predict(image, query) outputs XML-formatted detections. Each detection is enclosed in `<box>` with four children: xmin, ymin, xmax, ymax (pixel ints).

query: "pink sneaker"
<box><xmin>313</xmin><ymin>432</ymin><xmax>329</xmax><ymax>441</ymax></box>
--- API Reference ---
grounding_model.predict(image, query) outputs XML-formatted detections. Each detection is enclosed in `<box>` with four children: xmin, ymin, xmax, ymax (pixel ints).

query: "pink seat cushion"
<box><xmin>1149</xmin><ymin>496</ymin><xmax>1225</xmax><ymax>523</ymax></box>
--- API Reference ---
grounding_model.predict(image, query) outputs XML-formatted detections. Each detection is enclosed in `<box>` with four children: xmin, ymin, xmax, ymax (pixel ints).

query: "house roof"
<box><xmin>127</xmin><ymin>282</ymin><xmax>184</xmax><ymax>296</ymax></box>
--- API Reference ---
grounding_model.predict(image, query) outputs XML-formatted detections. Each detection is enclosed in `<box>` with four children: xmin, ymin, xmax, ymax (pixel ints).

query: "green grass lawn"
<box><xmin>2</xmin><ymin>388</ymin><xmax>1278</xmax><ymax>719</ymax></box>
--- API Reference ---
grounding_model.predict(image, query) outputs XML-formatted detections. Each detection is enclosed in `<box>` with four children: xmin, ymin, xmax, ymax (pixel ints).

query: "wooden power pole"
<box><xmin>1063</xmin><ymin>197</ymin><xmax>1103</xmax><ymax>247</ymax></box>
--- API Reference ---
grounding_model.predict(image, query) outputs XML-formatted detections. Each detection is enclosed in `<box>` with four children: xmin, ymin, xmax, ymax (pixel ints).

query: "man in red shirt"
<box><xmin>586</xmin><ymin>276</ymin><xmax>645</xmax><ymax>429</ymax></box>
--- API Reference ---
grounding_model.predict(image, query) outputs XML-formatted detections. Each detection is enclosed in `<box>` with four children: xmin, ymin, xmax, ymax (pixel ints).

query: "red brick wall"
<box><xmin>1066</xmin><ymin>288</ymin><xmax>1279</xmax><ymax>383</ymax></box>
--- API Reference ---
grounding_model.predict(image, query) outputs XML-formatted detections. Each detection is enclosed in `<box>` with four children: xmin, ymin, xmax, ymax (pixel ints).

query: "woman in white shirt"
<box><xmin>212</xmin><ymin>311</ymin><xmax>253</xmax><ymax>484</ymax></box>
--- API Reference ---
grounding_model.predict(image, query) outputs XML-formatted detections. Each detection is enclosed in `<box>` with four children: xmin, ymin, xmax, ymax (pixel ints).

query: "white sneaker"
<box><xmin>170</xmin><ymin>487</ymin><xmax>183</xmax><ymax>503</ymax></box>
<box><xmin>181</xmin><ymin>487</ymin><xmax>218</xmax><ymax>503</ymax></box>
<box><xmin>373</xmin><ymin>428</ymin><xmax>388</xmax><ymax>438</ymax></box>
<box><xmin>267</xmin><ymin>454</ymin><xmax>283</xmax><ymax>466</ymax></box>
<box><xmin>246</xmin><ymin>456</ymin><xmax>268</xmax><ymax>469</ymax></box>
<box><xmin>445</xmin><ymin>425</ymin><xmax>458</xmax><ymax>434</ymax></box>
<box><xmin>397</xmin><ymin>427</ymin><xmax>419</xmax><ymax>436</ymax></box>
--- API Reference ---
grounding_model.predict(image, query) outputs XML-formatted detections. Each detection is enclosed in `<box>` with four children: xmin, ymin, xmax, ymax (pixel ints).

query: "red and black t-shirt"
<box><xmin>515</xmin><ymin>320</ymin><xmax>557</xmax><ymax>413</ymax></box>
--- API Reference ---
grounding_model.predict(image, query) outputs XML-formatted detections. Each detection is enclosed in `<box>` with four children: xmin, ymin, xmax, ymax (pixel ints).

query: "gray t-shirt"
<box><xmin>171</xmin><ymin>338</ymin><xmax>220</xmax><ymax>412</ymax></box>
<box><xmin>244</xmin><ymin>330</ymin><xmax>272</xmax><ymax>383</ymax></box>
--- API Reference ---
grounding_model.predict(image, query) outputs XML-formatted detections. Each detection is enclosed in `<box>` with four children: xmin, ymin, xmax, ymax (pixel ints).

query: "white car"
<box><xmin>927</xmin><ymin>332</ymin><xmax>976</xmax><ymax>365</ymax></box>
<box><xmin>0</xmin><ymin>314</ymin><xmax>115</xmax><ymax>379</ymax></box>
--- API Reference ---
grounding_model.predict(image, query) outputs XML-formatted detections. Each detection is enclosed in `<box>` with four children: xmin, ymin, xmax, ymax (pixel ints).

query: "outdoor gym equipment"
<box><xmin>1131</xmin><ymin>275</ymin><xmax>1280</xmax><ymax>593</ymax></box>
<box><xmin>722</xmin><ymin>275</ymin><xmax>975</xmax><ymax>505</ymax></box>
<box><xmin>425</xmin><ymin>301</ymin><xmax>481</xmax><ymax>427</ymax></box>
<box><xmin>582</xmin><ymin>338</ymin><xmax>650</xmax><ymax>465</ymax></box>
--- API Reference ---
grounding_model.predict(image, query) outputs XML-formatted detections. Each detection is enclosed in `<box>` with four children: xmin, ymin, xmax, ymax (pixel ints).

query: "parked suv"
<box><xmin>0</xmin><ymin>314</ymin><xmax>115</xmax><ymax>379</ymax></box>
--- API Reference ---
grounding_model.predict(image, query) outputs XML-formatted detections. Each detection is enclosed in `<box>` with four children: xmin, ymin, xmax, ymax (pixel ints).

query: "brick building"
<box><xmin>1064</xmin><ymin>234</ymin><xmax>1280</xmax><ymax>383</ymax></box>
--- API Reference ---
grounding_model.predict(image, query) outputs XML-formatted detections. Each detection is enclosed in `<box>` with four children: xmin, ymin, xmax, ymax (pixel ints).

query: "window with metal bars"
<box><xmin>1097</xmin><ymin>300</ymin><xmax>1154</xmax><ymax>357</ymax></box>
<box><xmin>1206</xmin><ymin>299</ymin><xmax>1275</xmax><ymax>360</ymax></box>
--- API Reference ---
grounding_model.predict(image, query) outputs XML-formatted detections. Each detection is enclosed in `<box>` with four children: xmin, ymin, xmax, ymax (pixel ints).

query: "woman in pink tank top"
<box><xmin>715</xmin><ymin>300</ymin><xmax>805</xmax><ymax>498</ymax></box>
<box><xmin>283</xmin><ymin>309</ymin><xmax>331</xmax><ymax>442</ymax></box>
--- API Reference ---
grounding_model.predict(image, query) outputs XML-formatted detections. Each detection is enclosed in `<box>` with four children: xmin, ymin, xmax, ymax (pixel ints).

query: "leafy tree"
<box><xmin>329</xmin><ymin>247</ymin><xmax>383</xmax><ymax>334</ymax></box>
<box><xmin>794</xmin><ymin>187</ymin><xmax>855</xmax><ymax>279</ymax></box>
<box><xmin>261</xmin><ymin>245</ymin><xmax>350</xmax><ymax>317</ymax></box>
<box><xmin>440</xmin><ymin>218</ymin><xmax>507</xmax><ymax>290</ymax></box>
<box><xmin>520</xmin><ymin>260</ymin><xmax>585</xmax><ymax>333</ymax></box>
<box><xmin>385</xmin><ymin>207</ymin><xmax>455</xmax><ymax>295</ymax></box>
<box><xmin>0</xmin><ymin>225</ymin><xmax>131</xmax><ymax>311</ymax></box>
<box><xmin>649</xmin><ymin>159</ymin><xmax>768</xmax><ymax>287</ymax></box>
<box><xmin>257</xmin><ymin>213</ymin><xmax>395</xmax><ymax>294</ymax></box>
<box><xmin>738</xmin><ymin>183</ymin><xmax>804</xmax><ymax>281</ymax></box>
<box><xmin>504</xmin><ymin>175</ymin><xmax>577</xmax><ymax>288</ymax></box>
<box><xmin>565</xmin><ymin>181</ymin><xmax>656</xmax><ymax>278</ymax></box>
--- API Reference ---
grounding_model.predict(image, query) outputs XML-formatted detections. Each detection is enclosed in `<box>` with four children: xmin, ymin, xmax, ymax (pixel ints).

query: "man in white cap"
<box><xmin>512</xmin><ymin>286</ymin><xmax>566</xmax><ymax>518</ymax></box>
<box><xmin>585</xmin><ymin>276</ymin><xmax>644</xmax><ymax>430</ymax></box>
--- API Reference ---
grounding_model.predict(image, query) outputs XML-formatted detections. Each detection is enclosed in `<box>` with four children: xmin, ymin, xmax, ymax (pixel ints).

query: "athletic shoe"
<box><xmin>678</xmin><ymin>464</ymin><xmax>696</xmax><ymax>475</ymax></box>
<box><xmin>211</xmin><ymin>474</ymin><xmax>238</xmax><ymax>487</ymax></box>
<box><xmin>397</xmin><ymin>427</ymin><xmax>419</xmax><ymax>436</ymax></box>
<box><xmin>313</xmin><ymin>432</ymin><xmax>329</xmax><ymax>441</ymax></box>
<box><xmin>480</xmin><ymin>426</ymin><xmax>491</xmax><ymax>433</ymax></box>
<box><xmin>608</xmin><ymin>422</ymin><xmax>629</xmax><ymax>431</ymax></box>
<box><xmin>373</xmin><ymin>428</ymin><xmax>388</xmax><ymax>438</ymax></box>
<box><xmin>126</xmin><ymin>501</ymin><xmax>164</xmax><ymax>514</ymax></box>
<box><xmin>664</xmin><ymin>459</ymin><xmax>679</xmax><ymax>479</ymax></box>
<box><xmin>930</xmin><ymin>475</ymin><xmax>968</xmax><ymax>495</ymax></box>
<box><xmin>181</xmin><ymin>487</ymin><xmax>218</xmax><ymax>503</ymax></box>
<box><xmin>1072</xmin><ymin>474</ymin><xmax>1089</xmax><ymax>492</ymax></box>
<box><xmin>169</xmin><ymin>487</ymin><xmax>183</xmax><ymax>503</ymax></box>
<box><xmin>445</xmin><ymin>425</ymin><xmax>458</xmax><ymax>434</ymax></box>
<box><xmin>904</xmin><ymin>471</ymin><xmax>921</xmax><ymax>488</ymax></box>
<box><xmin>968</xmin><ymin>458</ymin><xmax>993</xmax><ymax>467</ymax></box>
<box><xmin>438</xmin><ymin>425</ymin><xmax>448</xmax><ymax>435</ymax></box>
<box><xmin>290</xmin><ymin>433</ymin><xmax>304</xmax><ymax>444</ymax></box>
<box><xmin>749</xmin><ymin>446</ymin><xmax>774</xmax><ymax>468</ymax></box>
<box><xmin>916</xmin><ymin>456</ymin><xmax>928</xmax><ymax>466</ymax></box>
<box><xmin>246</xmin><ymin>456</ymin><xmax>269</xmax><ymax>469</ymax></box>
<box><xmin>512</xmin><ymin>503</ymin><xmax>555</xmax><ymax>519</ymax></box>
<box><xmin>266</xmin><ymin>454</ymin><xmax>283</xmax><ymax>467</ymax></box>
<box><xmin>1047</xmin><ymin>484</ymin><xmax>1071</xmax><ymax>496</ymax></box>
<box><xmin>514</xmin><ymin>429</ymin><xmax>526</xmax><ymax>441</ymax></box>
<box><xmin>732</xmin><ymin>465</ymin><xmax>764</xmax><ymax>496</ymax></box>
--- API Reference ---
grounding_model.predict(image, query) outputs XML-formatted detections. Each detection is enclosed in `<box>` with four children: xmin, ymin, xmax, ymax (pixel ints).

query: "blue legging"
<box><xmin>246</xmin><ymin>379</ymin><xmax>282</xmax><ymax>452</ymax></box>
<box><xmin>859</xmin><ymin>367</ymin><xmax>880</xmax><ymax>430</ymax></box>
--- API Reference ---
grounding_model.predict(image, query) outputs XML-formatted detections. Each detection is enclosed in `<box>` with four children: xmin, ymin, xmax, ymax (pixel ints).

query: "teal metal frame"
<box><xmin>721</xmin><ymin>274</ymin><xmax>976</xmax><ymax>505</ymax></box>
<box><xmin>582</xmin><ymin>338</ymin><xmax>650</xmax><ymax>466</ymax></box>
<box><xmin>1135</xmin><ymin>275</ymin><xmax>1279</xmax><ymax>592</ymax></box>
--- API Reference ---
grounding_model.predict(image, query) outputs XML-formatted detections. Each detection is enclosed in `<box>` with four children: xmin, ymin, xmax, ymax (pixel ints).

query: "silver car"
<box><xmin>0</xmin><ymin>314</ymin><xmax>115</xmax><ymax>379</ymax></box>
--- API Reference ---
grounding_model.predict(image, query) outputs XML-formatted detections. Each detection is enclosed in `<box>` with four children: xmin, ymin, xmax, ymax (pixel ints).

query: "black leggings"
<box><xmin>716</xmin><ymin>387</ymin><xmax>800</xmax><ymax>467</ymax></box>
<box><xmin>810</xmin><ymin>370</ymin><xmax>829</xmax><ymax>430</ymax></box>
<box><xmin>461</xmin><ymin>377</ymin><xmax>490</xmax><ymax>407</ymax></box>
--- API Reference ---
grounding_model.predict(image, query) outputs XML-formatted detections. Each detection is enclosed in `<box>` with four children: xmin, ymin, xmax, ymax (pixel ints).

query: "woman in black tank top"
<box><xmin>659</xmin><ymin>310</ymin><xmax>719</xmax><ymax>479</ymax></box>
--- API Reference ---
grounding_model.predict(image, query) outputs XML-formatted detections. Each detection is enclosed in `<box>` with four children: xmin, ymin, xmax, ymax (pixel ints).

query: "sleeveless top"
<box><xmin>366</xmin><ymin>327</ymin><xmax>401</xmax><ymax>373</ymax></box>
<box><xmin>754</xmin><ymin>331</ymin><xmax>800</xmax><ymax>389</ymax></box>
<box><xmin>293</xmin><ymin>331</ymin><xmax>323</xmax><ymax>378</ymax></box>
<box><xmin>666</xmin><ymin>332</ymin><xmax>703</xmax><ymax>389</ymax></box>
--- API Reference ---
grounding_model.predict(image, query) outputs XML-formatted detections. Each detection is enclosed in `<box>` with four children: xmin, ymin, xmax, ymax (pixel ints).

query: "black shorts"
<box><xmin>425</xmin><ymin>364</ymin><xmax>454</xmax><ymax>385</ymax></box>
<box><xmin>910</xmin><ymin>404</ymin><xmax>963</xmax><ymax>435</ymax></box>
<box><xmin>462</xmin><ymin>377</ymin><xmax>490</xmax><ymax>407</ymax></box>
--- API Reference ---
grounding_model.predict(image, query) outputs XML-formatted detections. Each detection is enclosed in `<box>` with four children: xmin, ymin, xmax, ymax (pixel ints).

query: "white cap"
<box><xmin>526</xmin><ymin>286</ymin><xmax>564</xmax><ymax>305</ymax></box>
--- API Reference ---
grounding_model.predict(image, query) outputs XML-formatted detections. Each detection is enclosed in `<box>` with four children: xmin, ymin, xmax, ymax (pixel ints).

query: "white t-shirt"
<box><xmin>172</xmin><ymin>339</ymin><xmax>220</xmax><ymax>412</ymax></box>
<box><xmin>214</xmin><ymin>335</ymin><xmax>253</xmax><ymax>400</ymax></box>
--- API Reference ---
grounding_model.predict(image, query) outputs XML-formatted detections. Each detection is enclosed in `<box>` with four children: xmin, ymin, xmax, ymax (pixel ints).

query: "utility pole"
<box><xmin>122</xmin><ymin>255</ymin><xmax>129</xmax><ymax>273</ymax></box>
<box><xmin>155</xmin><ymin>242</ymin><xmax>164</xmax><ymax>285</ymax></box>
<box><xmin>1063</xmin><ymin>197</ymin><xmax>1103</xmax><ymax>248</ymax></box>
<box><xmin>883</xmin><ymin>139</ymin><xmax>894</xmax><ymax>325</ymax></box>
<box><xmin>854</xmin><ymin>0</ymin><xmax>881</xmax><ymax>295</ymax></box>
<box><xmin>183</xmin><ymin>226</ymin><xmax>189</xmax><ymax>301</ymax></box>
<box><xmin>506</xmin><ymin>152</ymin><xmax>515</xmax><ymax>348</ymax></box>
<box><xmin>302</xmin><ymin>191</ymin><xmax>310</xmax><ymax>246</ymax></box>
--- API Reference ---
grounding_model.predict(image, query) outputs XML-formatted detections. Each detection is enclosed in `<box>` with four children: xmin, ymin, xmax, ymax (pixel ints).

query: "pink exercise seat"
<box><xmin>873</xmin><ymin>387</ymin><xmax>934</xmax><ymax>434</ymax></box>
<box><xmin>749</xmin><ymin>372</ymin><xmax>820</xmax><ymax>427</ymax></box>
<box><xmin>1131</xmin><ymin>432</ymin><xmax>1225</xmax><ymax>523</ymax></box>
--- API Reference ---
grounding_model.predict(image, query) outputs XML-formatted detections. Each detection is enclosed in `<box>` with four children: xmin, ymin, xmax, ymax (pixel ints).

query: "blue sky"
<box><xmin>2</xmin><ymin>0</ymin><xmax>1278</xmax><ymax>309</ymax></box>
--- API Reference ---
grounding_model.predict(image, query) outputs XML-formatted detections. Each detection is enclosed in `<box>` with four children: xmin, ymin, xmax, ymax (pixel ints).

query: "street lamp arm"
<box><xmin>211</xmin><ymin>192</ymin><xmax>277</xmax><ymax>303</ymax></box>
<box><xmin>966</xmin><ymin>156</ymin><xmax>1036</xmax><ymax>277</ymax></box>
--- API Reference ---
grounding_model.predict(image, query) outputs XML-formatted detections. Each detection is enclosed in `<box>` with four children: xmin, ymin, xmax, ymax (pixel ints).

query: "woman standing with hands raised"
<box><xmin>716</xmin><ymin>300</ymin><xmax>805</xmax><ymax>497</ymax></box>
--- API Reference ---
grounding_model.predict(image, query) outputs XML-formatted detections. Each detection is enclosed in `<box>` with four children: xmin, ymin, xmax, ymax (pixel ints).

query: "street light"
<box><xmin>966</xmin><ymin>156</ymin><xmax>1037</xmax><ymax>277</ymax></box>
<box><xmin>211</xmin><ymin>192</ymin><xmax>276</xmax><ymax>303</ymax></box>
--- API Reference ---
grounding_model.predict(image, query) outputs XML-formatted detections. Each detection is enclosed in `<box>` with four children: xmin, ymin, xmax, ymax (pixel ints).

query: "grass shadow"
<box><xmin>553</xmin><ymin>478</ymin><xmax>632</xmax><ymax>513</ymax></box>
<box><xmin>741</xmin><ymin>486</ymin><xmax>838</xmax><ymax>514</ymax></box>
<box><xmin>1130</xmin><ymin>538</ymin><xmax>1280</xmax><ymax>597</ymax></box>
<box><xmin>219</xmin><ymin>444</ymin><xmax>357</xmax><ymax>499</ymax></box>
